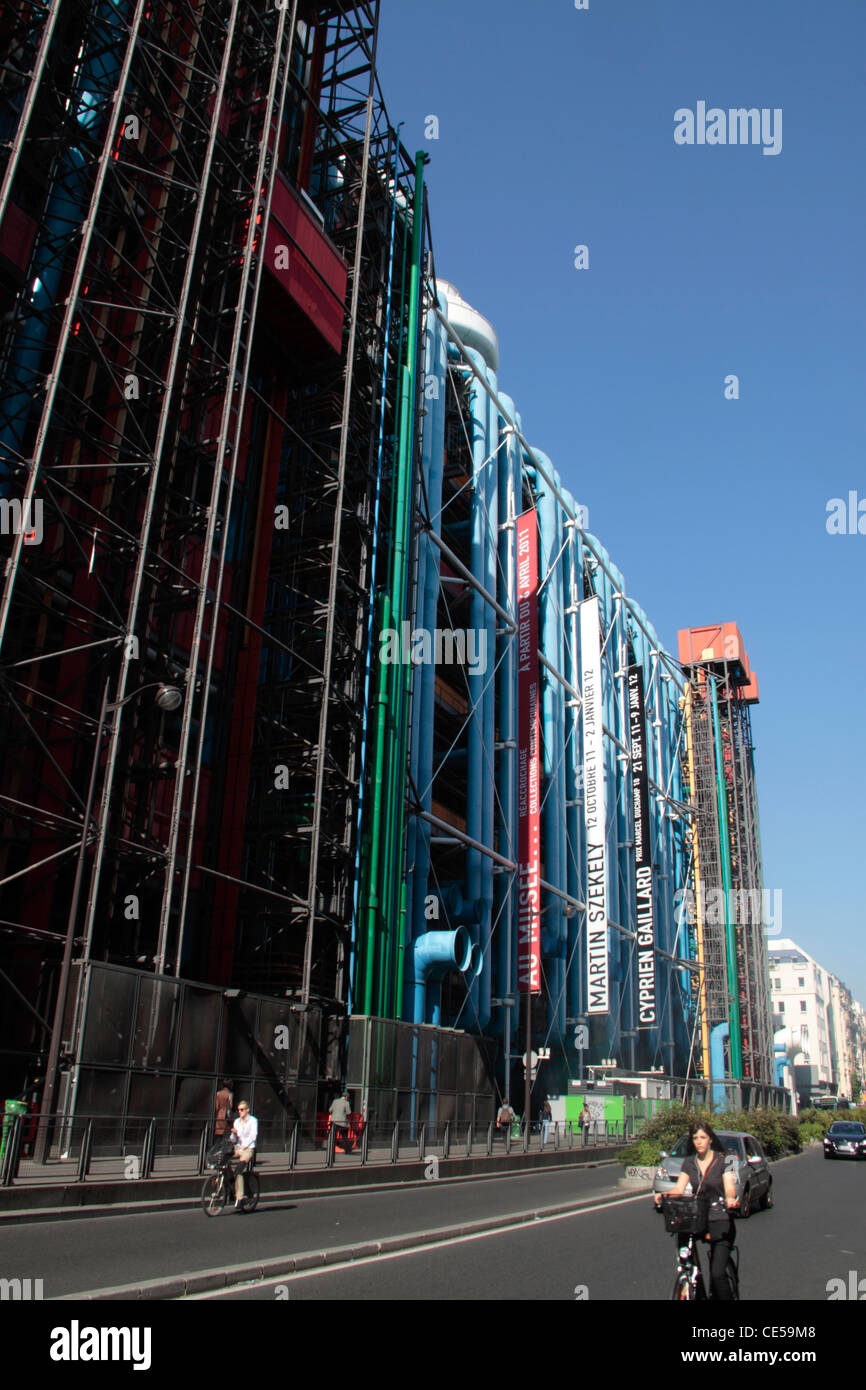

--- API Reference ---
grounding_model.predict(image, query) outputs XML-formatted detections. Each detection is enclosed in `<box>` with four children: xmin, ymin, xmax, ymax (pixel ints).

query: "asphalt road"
<box><xmin>192</xmin><ymin>1146</ymin><xmax>865</xmax><ymax>1301</ymax></box>
<box><xmin>2</xmin><ymin>1160</ymin><xmax>622</xmax><ymax>1298</ymax></box>
<box><xmin>3</xmin><ymin>1147</ymin><xmax>862</xmax><ymax>1300</ymax></box>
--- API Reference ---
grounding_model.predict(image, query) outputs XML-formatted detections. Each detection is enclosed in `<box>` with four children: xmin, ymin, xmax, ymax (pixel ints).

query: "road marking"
<box><xmin>184</xmin><ymin>1191</ymin><xmax>651</xmax><ymax>1299</ymax></box>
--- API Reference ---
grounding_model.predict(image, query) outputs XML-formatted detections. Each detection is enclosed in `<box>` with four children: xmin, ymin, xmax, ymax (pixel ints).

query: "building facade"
<box><xmin>769</xmin><ymin>940</ymin><xmax>834</xmax><ymax>1099</ymax></box>
<box><xmin>0</xmin><ymin>1</ymin><xmax>779</xmax><ymax>1138</ymax></box>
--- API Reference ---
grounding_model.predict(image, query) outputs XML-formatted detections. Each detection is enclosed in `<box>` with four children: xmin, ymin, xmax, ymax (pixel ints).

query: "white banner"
<box><xmin>580</xmin><ymin>596</ymin><xmax>609</xmax><ymax>1014</ymax></box>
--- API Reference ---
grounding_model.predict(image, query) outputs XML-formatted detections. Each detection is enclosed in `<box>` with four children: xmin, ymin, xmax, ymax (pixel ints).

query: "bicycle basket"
<box><xmin>205</xmin><ymin>1139</ymin><xmax>233</xmax><ymax>1169</ymax></box>
<box><xmin>662</xmin><ymin>1195</ymin><xmax>710</xmax><ymax>1235</ymax></box>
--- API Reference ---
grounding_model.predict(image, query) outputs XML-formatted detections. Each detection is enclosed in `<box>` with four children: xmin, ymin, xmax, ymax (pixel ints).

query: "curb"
<box><xmin>59</xmin><ymin>1185</ymin><xmax>641</xmax><ymax>1300</ymax></box>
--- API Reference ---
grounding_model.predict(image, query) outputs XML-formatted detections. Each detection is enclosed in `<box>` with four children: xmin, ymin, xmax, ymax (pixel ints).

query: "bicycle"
<box><xmin>661</xmin><ymin>1196</ymin><xmax>739</xmax><ymax>1301</ymax></box>
<box><xmin>200</xmin><ymin>1151</ymin><xmax>259</xmax><ymax>1216</ymax></box>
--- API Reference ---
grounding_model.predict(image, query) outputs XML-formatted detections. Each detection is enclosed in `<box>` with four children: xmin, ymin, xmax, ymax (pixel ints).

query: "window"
<box><xmin>779</xmin><ymin>1002</ymin><xmax>785</xmax><ymax>1013</ymax></box>
<box><xmin>798</xmin><ymin>977</ymin><xmax>805</xmax><ymax>988</ymax></box>
<box><xmin>800</xmin><ymin>1000</ymin><xmax>807</xmax><ymax>1012</ymax></box>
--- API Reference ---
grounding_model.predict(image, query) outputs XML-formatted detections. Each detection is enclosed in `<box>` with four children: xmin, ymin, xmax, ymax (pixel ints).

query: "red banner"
<box><xmin>516</xmin><ymin>509</ymin><xmax>540</xmax><ymax>993</ymax></box>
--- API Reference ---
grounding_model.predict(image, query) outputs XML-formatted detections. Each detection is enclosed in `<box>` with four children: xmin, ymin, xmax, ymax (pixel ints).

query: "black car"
<box><xmin>823</xmin><ymin>1122</ymin><xmax>866</xmax><ymax>1160</ymax></box>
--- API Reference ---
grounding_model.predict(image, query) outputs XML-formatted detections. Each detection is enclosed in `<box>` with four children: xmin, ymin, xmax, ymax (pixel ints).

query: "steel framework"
<box><xmin>0</xmin><ymin>0</ymin><xmax>420</xmax><ymax>1104</ymax></box>
<box><xmin>680</xmin><ymin>661</ymin><xmax>773</xmax><ymax>1086</ymax></box>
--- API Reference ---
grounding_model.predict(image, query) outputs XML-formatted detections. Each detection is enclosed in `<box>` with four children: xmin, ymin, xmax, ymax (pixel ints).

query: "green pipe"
<box><xmin>710</xmin><ymin>677</ymin><xmax>742</xmax><ymax>1079</ymax></box>
<box><xmin>360</xmin><ymin>155</ymin><xmax>425</xmax><ymax>1017</ymax></box>
<box><xmin>360</xmin><ymin>588</ymin><xmax>392</xmax><ymax>1013</ymax></box>
<box><xmin>381</xmin><ymin>152</ymin><xmax>428</xmax><ymax>1018</ymax></box>
<box><xmin>375</xmin><ymin>371</ymin><xmax>409</xmax><ymax>1016</ymax></box>
<box><xmin>358</xmin><ymin>180</ymin><xmax>410</xmax><ymax>1017</ymax></box>
<box><xmin>373</xmin><ymin>335</ymin><xmax>410</xmax><ymax>1011</ymax></box>
<box><xmin>369</xmin><ymin>165</ymin><xmax>417</xmax><ymax>1023</ymax></box>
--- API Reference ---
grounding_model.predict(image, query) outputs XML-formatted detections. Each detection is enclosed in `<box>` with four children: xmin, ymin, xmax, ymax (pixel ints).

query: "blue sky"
<box><xmin>377</xmin><ymin>0</ymin><xmax>866</xmax><ymax>1007</ymax></box>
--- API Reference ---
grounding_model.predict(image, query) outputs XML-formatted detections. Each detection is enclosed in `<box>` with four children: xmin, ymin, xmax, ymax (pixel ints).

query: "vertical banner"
<box><xmin>580</xmin><ymin>596</ymin><xmax>609</xmax><ymax>1014</ymax></box>
<box><xmin>628</xmin><ymin>664</ymin><xmax>656</xmax><ymax>1027</ymax></box>
<box><xmin>516</xmin><ymin>509</ymin><xmax>540</xmax><ymax>993</ymax></box>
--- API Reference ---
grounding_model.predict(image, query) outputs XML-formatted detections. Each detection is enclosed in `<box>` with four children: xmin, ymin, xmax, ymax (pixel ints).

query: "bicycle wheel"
<box><xmin>201</xmin><ymin>1173</ymin><xmax>227</xmax><ymax>1217</ymax></box>
<box><xmin>238</xmin><ymin>1171</ymin><xmax>259</xmax><ymax>1213</ymax></box>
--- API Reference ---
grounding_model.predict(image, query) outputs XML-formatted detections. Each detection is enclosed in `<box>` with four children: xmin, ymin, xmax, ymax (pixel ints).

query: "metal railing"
<box><xmin>0</xmin><ymin>1111</ymin><xmax>632</xmax><ymax>1186</ymax></box>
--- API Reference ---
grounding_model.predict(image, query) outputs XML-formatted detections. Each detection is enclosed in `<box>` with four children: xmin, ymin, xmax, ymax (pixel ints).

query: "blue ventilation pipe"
<box><xmin>463</xmin><ymin>347</ymin><xmax>493</xmax><ymax>1032</ymax></box>
<box><xmin>488</xmin><ymin>395</ymin><xmax>520</xmax><ymax>1052</ymax></box>
<box><xmin>436</xmin><ymin>882</ymin><xmax>483</xmax><ymax>924</ymax></box>
<box><xmin>477</xmin><ymin>369</ymin><xmax>499</xmax><ymax>1034</ymax></box>
<box><xmin>413</xmin><ymin>927</ymin><xmax>472</xmax><ymax>1025</ymax></box>
<box><xmin>711</xmin><ymin>1021</ymin><xmax>729</xmax><ymax>1111</ymax></box>
<box><xmin>405</xmin><ymin>291</ymin><xmax>448</xmax><ymax>1011</ymax></box>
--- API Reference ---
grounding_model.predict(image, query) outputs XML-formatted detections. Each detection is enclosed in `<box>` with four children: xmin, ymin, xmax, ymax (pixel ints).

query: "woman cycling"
<box><xmin>655</xmin><ymin>1120</ymin><xmax>739</xmax><ymax>1300</ymax></box>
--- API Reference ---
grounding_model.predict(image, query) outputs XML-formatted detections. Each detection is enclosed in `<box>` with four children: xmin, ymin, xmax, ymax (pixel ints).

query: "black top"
<box><xmin>681</xmin><ymin>1151</ymin><xmax>737</xmax><ymax>1235</ymax></box>
<box><xmin>682</xmin><ymin>1151</ymin><xmax>733</xmax><ymax>1199</ymax></box>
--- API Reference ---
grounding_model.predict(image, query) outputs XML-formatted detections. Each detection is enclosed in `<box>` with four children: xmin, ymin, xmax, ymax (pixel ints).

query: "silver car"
<box><xmin>652</xmin><ymin>1130</ymin><xmax>773</xmax><ymax>1218</ymax></box>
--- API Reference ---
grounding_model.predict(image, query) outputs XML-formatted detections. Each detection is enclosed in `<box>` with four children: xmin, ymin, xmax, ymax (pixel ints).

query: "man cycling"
<box><xmin>229</xmin><ymin>1101</ymin><xmax>257</xmax><ymax>1209</ymax></box>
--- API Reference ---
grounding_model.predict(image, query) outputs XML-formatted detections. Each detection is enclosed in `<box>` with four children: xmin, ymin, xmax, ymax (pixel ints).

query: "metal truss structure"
<box><xmin>680</xmin><ymin>658</ymin><xmax>773</xmax><ymax>1089</ymax></box>
<box><xmin>717</xmin><ymin>683</ymin><xmax>773</xmax><ymax>1083</ymax></box>
<box><xmin>0</xmin><ymin>0</ymin><xmax>420</xmax><ymax>1103</ymax></box>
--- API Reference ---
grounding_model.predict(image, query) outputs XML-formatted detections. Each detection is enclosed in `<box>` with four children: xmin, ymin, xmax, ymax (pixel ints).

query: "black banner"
<box><xmin>628</xmin><ymin>665</ymin><xmax>656</xmax><ymax>1027</ymax></box>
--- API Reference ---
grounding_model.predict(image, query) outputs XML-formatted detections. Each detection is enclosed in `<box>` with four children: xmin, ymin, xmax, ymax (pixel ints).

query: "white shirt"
<box><xmin>329</xmin><ymin>1097</ymin><xmax>350</xmax><ymax>1125</ymax></box>
<box><xmin>232</xmin><ymin>1114</ymin><xmax>258</xmax><ymax>1149</ymax></box>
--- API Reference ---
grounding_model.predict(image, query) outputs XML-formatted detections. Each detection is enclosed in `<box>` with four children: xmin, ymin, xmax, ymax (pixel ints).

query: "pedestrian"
<box><xmin>496</xmin><ymin>1098</ymin><xmax>512</xmax><ymax>1139</ymax></box>
<box><xmin>540</xmin><ymin>1098</ymin><xmax>552</xmax><ymax>1145</ymax></box>
<box><xmin>579</xmin><ymin>1101</ymin><xmax>591</xmax><ymax>1144</ymax></box>
<box><xmin>229</xmin><ymin>1100</ymin><xmax>257</xmax><ymax>1208</ymax></box>
<box><xmin>329</xmin><ymin>1090</ymin><xmax>354</xmax><ymax>1152</ymax></box>
<box><xmin>214</xmin><ymin>1078</ymin><xmax>234</xmax><ymax>1138</ymax></box>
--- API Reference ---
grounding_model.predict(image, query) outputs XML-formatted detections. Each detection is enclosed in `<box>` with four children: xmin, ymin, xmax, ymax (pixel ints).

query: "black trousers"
<box><xmin>705</xmin><ymin>1223</ymin><xmax>736</xmax><ymax>1300</ymax></box>
<box><xmin>333</xmin><ymin>1125</ymin><xmax>353</xmax><ymax>1151</ymax></box>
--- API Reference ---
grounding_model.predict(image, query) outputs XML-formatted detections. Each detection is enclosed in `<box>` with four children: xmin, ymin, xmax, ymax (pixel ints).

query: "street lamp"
<box><xmin>152</xmin><ymin>683</ymin><xmax>183</xmax><ymax>713</ymax></box>
<box><xmin>37</xmin><ymin>678</ymin><xmax>183</xmax><ymax>1158</ymax></box>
